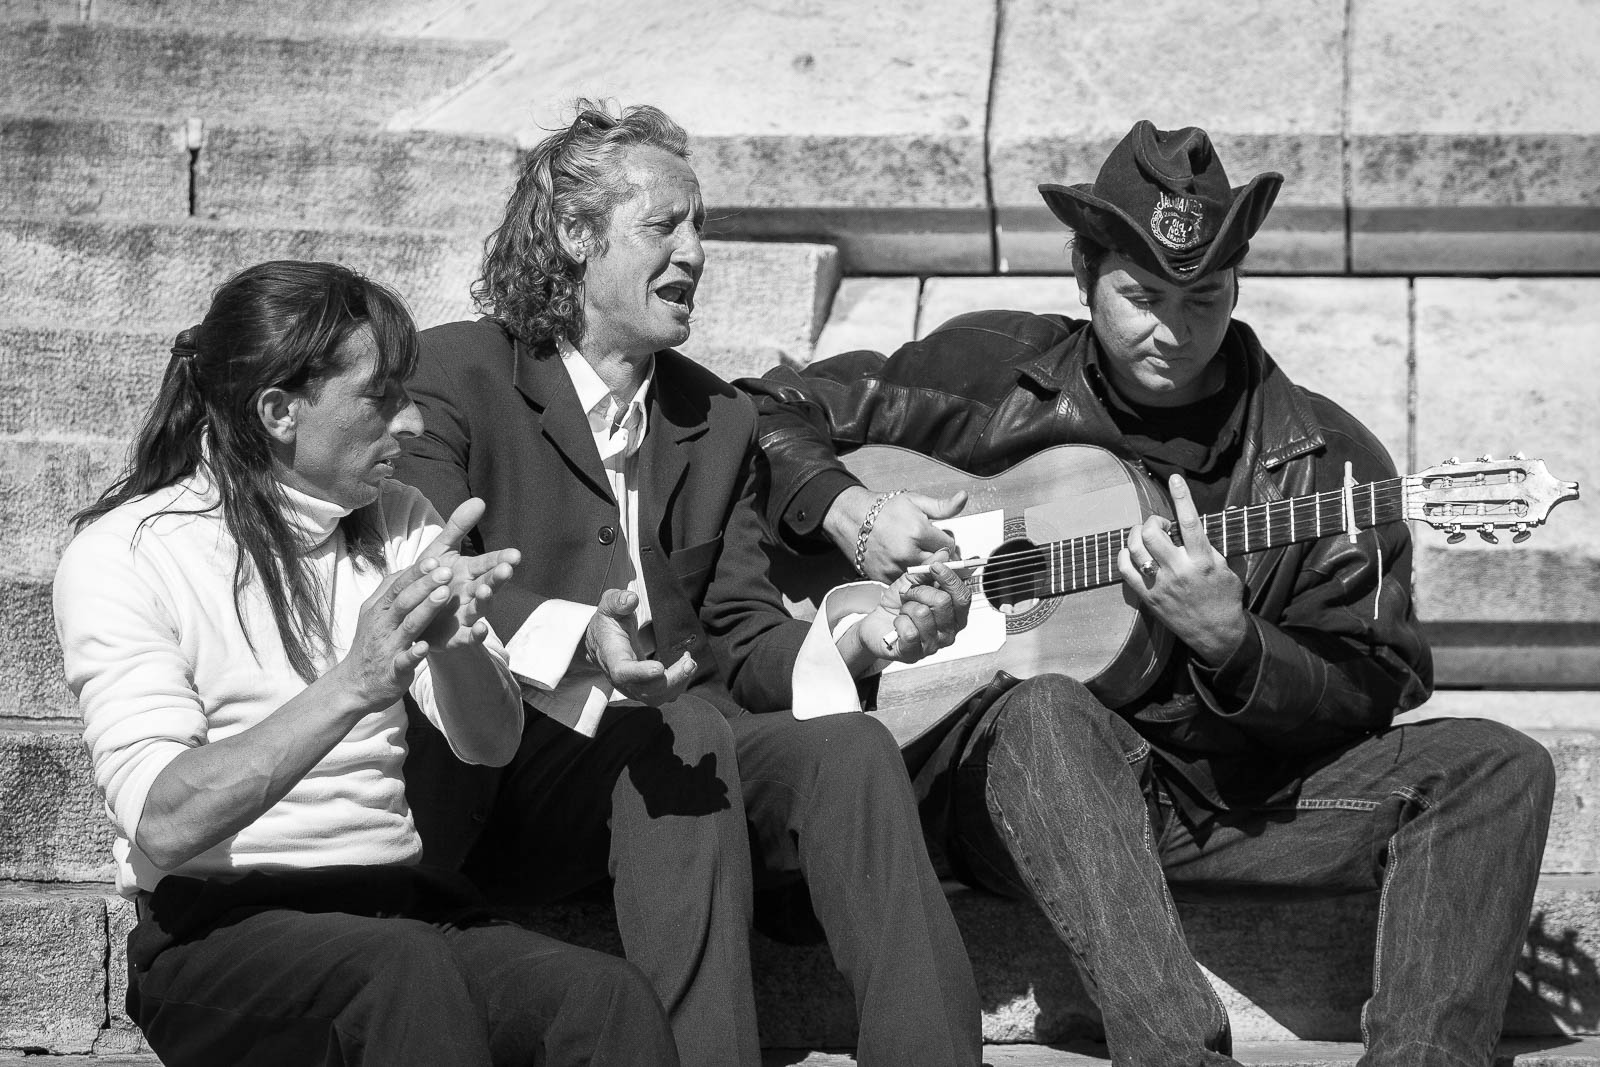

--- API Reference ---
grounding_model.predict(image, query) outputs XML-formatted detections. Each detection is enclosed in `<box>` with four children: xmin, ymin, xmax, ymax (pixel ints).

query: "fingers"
<box><xmin>1167</xmin><ymin>474</ymin><xmax>1210</xmax><ymax>561</ymax></box>
<box><xmin>424</xmin><ymin>497</ymin><xmax>487</xmax><ymax>560</ymax></box>
<box><xmin>596</xmin><ymin>588</ymin><xmax>640</xmax><ymax>620</ymax></box>
<box><xmin>911</xmin><ymin>489</ymin><xmax>969</xmax><ymax>522</ymax></box>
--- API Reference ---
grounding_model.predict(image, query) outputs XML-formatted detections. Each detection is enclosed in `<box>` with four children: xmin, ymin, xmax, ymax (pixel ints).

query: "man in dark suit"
<box><xmin>394</xmin><ymin>100</ymin><xmax>981</xmax><ymax>1067</ymax></box>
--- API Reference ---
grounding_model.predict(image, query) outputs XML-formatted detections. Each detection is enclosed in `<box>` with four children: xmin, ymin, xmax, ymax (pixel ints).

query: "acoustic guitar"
<box><xmin>772</xmin><ymin>444</ymin><xmax>1579</xmax><ymax>747</ymax></box>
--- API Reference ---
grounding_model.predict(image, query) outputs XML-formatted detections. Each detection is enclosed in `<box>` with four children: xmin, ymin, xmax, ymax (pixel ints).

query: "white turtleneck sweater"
<box><xmin>53</xmin><ymin>473</ymin><xmax>515</xmax><ymax>897</ymax></box>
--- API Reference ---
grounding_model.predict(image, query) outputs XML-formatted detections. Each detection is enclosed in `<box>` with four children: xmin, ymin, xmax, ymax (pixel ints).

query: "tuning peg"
<box><xmin>1477</xmin><ymin>453</ymin><xmax>1494</xmax><ymax>463</ymax></box>
<box><xmin>1511</xmin><ymin>451</ymin><xmax>1526</xmax><ymax>461</ymax></box>
<box><xmin>1446</xmin><ymin>456</ymin><xmax>1461</xmax><ymax>465</ymax></box>
<box><xmin>1513</xmin><ymin>523</ymin><xmax>1533</xmax><ymax>544</ymax></box>
<box><xmin>1478</xmin><ymin>526</ymin><xmax>1500</xmax><ymax>545</ymax></box>
<box><xmin>1447</xmin><ymin>525</ymin><xmax>1466</xmax><ymax>544</ymax></box>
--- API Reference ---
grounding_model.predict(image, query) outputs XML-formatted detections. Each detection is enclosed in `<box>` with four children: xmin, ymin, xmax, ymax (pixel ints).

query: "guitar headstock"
<box><xmin>1407</xmin><ymin>454</ymin><xmax>1580</xmax><ymax>544</ymax></box>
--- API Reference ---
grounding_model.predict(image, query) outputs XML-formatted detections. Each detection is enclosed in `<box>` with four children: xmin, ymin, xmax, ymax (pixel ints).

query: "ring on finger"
<box><xmin>1139</xmin><ymin>558</ymin><xmax>1160</xmax><ymax>579</ymax></box>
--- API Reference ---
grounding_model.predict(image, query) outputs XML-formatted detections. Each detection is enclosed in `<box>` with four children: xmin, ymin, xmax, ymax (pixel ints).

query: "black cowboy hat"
<box><xmin>1038</xmin><ymin>120</ymin><xmax>1283</xmax><ymax>284</ymax></box>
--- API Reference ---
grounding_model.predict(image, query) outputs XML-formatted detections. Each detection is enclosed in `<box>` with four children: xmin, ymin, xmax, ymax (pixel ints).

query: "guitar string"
<box><xmin>942</xmin><ymin>481</ymin><xmax>1423</xmax><ymax>603</ymax></box>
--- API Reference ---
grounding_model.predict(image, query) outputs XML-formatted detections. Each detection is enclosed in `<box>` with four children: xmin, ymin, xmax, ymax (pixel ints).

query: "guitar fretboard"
<box><xmin>1028</xmin><ymin>476</ymin><xmax>1410</xmax><ymax>597</ymax></box>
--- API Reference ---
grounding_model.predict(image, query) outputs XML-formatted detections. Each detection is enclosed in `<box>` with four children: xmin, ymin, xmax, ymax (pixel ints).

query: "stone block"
<box><xmin>101</xmin><ymin>895</ymin><xmax>144</xmax><ymax>1055</ymax></box>
<box><xmin>0</xmin><ymin>723</ymin><xmax>113</xmax><ymax>883</ymax></box>
<box><xmin>0</xmin><ymin>217</ymin><xmax>482</xmax><ymax>330</ymax></box>
<box><xmin>3</xmin><ymin>438</ymin><xmax>124</xmax><ymax>577</ymax></box>
<box><xmin>678</xmin><ymin>241</ymin><xmax>841</xmax><ymax>379</ymax></box>
<box><xmin>918</xmin><ymin>276</ymin><xmax>1077</xmax><ymax>336</ymax></box>
<box><xmin>1349</xmin><ymin>0</ymin><xmax>1600</xmax><ymax>272</ymax></box>
<box><xmin>1233</xmin><ymin>278</ymin><xmax>1410</xmax><ymax>470</ymax></box>
<box><xmin>87</xmin><ymin>0</ymin><xmax>455</xmax><ymax>35</ymax></box>
<box><xmin>0</xmin><ymin>574</ymin><xmax>72</xmax><ymax>720</ymax></box>
<box><xmin>0</xmin><ymin>883</ymin><xmax>107</xmax><ymax>1055</ymax></box>
<box><xmin>1413</xmin><ymin>279</ymin><xmax>1597</xmax><ymax>626</ymax></box>
<box><xmin>0</xmin><ymin>22</ymin><xmax>505</xmax><ymax>129</ymax></box>
<box><xmin>810</xmin><ymin>277</ymin><xmax>921</xmax><ymax>364</ymax></box>
<box><xmin>410</xmin><ymin>0</ymin><xmax>993</xmax><ymax>273</ymax></box>
<box><xmin>988</xmin><ymin>0</ymin><xmax>1346</xmax><ymax>274</ymax></box>
<box><xmin>196</xmin><ymin>125</ymin><xmax>517</xmax><ymax>233</ymax></box>
<box><xmin>0</xmin><ymin>117</ymin><xmax>188</xmax><ymax>221</ymax></box>
<box><xmin>0</xmin><ymin>324</ymin><xmax>168</xmax><ymax>438</ymax></box>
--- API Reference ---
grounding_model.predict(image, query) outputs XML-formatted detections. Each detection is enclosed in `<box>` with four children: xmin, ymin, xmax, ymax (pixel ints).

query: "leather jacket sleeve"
<box><xmin>1186</xmin><ymin>416</ymin><xmax>1433</xmax><ymax>751</ymax></box>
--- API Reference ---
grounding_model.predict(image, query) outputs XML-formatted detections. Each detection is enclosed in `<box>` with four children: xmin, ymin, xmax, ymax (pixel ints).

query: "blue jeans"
<box><xmin>930</xmin><ymin>675</ymin><xmax>1555</xmax><ymax>1067</ymax></box>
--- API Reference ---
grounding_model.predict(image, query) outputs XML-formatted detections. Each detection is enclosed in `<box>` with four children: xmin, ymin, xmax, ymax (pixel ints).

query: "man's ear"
<box><xmin>1070</xmin><ymin>248</ymin><xmax>1092</xmax><ymax>309</ymax></box>
<box><xmin>557</xmin><ymin>218</ymin><xmax>591</xmax><ymax>264</ymax></box>
<box><xmin>257</xmin><ymin>386</ymin><xmax>299</xmax><ymax>445</ymax></box>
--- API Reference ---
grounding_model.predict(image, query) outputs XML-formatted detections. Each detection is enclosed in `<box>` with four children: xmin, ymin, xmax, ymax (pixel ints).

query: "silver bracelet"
<box><xmin>853</xmin><ymin>489</ymin><xmax>906</xmax><ymax>577</ymax></box>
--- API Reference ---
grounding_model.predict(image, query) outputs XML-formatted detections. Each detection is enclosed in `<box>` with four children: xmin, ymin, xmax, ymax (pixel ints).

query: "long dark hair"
<box><xmin>73</xmin><ymin>260</ymin><xmax>420</xmax><ymax>682</ymax></box>
<box><xmin>472</xmin><ymin>99</ymin><xmax>690</xmax><ymax>350</ymax></box>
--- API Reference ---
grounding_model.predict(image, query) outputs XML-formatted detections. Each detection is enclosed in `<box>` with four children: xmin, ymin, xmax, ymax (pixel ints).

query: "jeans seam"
<box><xmin>1365</xmin><ymin>829</ymin><xmax>1398</xmax><ymax>1050</ymax></box>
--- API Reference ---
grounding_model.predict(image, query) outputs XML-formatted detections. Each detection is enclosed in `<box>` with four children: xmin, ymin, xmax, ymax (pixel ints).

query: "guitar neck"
<box><xmin>1039</xmin><ymin>476</ymin><xmax>1409</xmax><ymax>597</ymax></box>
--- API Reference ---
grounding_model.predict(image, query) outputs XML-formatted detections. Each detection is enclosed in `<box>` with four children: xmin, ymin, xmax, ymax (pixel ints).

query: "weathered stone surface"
<box><xmin>1413</xmin><ymin>279</ymin><xmax>1598</xmax><ymax>625</ymax></box>
<box><xmin>810</xmin><ymin>277</ymin><xmax>921</xmax><ymax>364</ymax></box>
<box><xmin>0</xmin><ymin>22</ymin><xmax>505</xmax><ymax>130</ymax></box>
<box><xmin>988</xmin><ymin>0</ymin><xmax>1346</xmax><ymax>273</ymax></box>
<box><xmin>0</xmin><ymin>325</ymin><xmax>167</xmax><ymax>438</ymax></box>
<box><xmin>196</xmin><ymin>125</ymin><xmax>517</xmax><ymax>233</ymax></box>
<box><xmin>679</xmin><ymin>242</ymin><xmax>841</xmax><ymax>379</ymax></box>
<box><xmin>0</xmin><ymin>224</ymin><xmax>836</xmax><ymax>363</ymax></box>
<box><xmin>0</xmin><ymin>883</ymin><xmax>106</xmax><ymax>1055</ymax></box>
<box><xmin>407</xmin><ymin>0</ymin><xmax>993</xmax><ymax>272</ymax></box>
<box><xmin>0</xmin><ymin>575</ymin><xmax>72</xmax><ymax>720</ymax></box>
<box><xmin>0</xmin><ymin>722</ymin><xmax>112</xmax><ymax>883</ymax></box>
<box><xmin>918</xmin><ymin>276</ymin><xmax>1077</xmax><ymax>335</ymax></box>
<box><xmin>0</xmin><ymin>217</ymin><xmax>482</xmax><ymax>330</ymax></box>
<box><xmin>0</xmin><ymin>117</ymin><xmax>188</xmax><ymax>221</ymax></box>
<box><xmin>86</xmin><ymin>0</ymin><xmax>456</xmax><ymax>35</ymax></box>
<box><xmin>101</xmin><ymin>894</ymin><xmax>143</xmax><ymax>1055</ymax></box>
<box><xmin>3</xmin><ymin>438</ymin><xmax>124</xmax><ymax>576</ymax></box>
<box><xmin>1348</xmin><ymin>0</ymin><xmax>1600</xmax><ymax>272</ymax></box>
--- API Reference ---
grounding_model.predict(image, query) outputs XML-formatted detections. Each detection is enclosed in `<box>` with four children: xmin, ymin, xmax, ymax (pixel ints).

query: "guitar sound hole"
<box><xmin>979</xmin><ymin>539</ymin><xmax>1049</xmax><ymax>615</ymax></box>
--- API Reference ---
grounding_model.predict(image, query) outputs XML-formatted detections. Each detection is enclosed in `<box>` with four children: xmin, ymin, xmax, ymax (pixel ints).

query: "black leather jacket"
<box><xmin>739</xmin><ymin>310</ymin><xmax>1433</xmax><ymax>807</ymax></box>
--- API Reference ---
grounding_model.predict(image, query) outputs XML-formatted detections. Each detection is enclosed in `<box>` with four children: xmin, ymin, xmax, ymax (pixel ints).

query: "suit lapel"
<box><xmin>636</xmin><ymin>353</ymin><xmax>711</xmax><ymax>523</ymax></box>
<box><xmin>512</xmin><ymin>337</ymin><xmax>615</xmax><ymax>503</ymax></box>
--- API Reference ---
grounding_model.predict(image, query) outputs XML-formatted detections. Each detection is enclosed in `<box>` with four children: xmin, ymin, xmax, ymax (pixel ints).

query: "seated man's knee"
<box><xmin>804</xmin><ymin>712</ymin><xmax>902</xmax><ymax>776</ymax></box>
<box><xmin>988</xmin><ymin>673</ymin><xmax>1131</xmax><ymax>769</ymax></box>
<box><xmin>1429</xmin><ymin>718</ymin><xmax>1556</xmax><ymax>815</ymax></box>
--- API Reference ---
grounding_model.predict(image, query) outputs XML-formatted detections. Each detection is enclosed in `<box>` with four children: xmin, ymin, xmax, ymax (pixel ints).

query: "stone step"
<box><xmin>12</xmin><ymin>0</ymin><xmax>459</xmax><ymax>36</ymax></box>
<box><xmin>0</xmin><ymin>117</ymin><xmax>190</xmax><ymax>222</ymax></box>
<box><xmin>1</xmin><ymin>701</ymin><xmax>1598</xmax><ymax>883</ymax></box>
<box><xmin>21</xmin><ymin>1038</ymin><xmax>1600</xmax><ymax>1066</ymax></box>
<box><xmin>0</xmin><ymin>21</ymin><xmax>506</xmax><ymax>130</ymax></box>
<box><xmin>0</xmin><ymin>218</ymin><xmax>839</xmax><ymax>370</ymax></box>
<box><xmin>5</xmin><ymin>874</ymin><xmax>1600</xmax><ymax>1055</ymax></box>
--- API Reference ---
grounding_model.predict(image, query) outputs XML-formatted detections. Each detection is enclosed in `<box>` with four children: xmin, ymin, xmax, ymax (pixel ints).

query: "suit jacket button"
<box><xmin>597</xmin><ymin>525</ymin><xmax>616</xmax><ymax>545</ymax></box>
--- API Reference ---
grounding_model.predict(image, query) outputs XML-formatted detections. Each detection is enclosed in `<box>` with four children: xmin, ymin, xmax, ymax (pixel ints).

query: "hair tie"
<box><xmin>170</xmin><ymin>327</ymin><xmax>201</xmax><ymax>362</ymax></box>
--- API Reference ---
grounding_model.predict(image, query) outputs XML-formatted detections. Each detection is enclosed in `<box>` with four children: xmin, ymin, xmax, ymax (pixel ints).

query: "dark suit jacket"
<box><xmin>396</xmin><ymin>318</ymin><xmax>812</xmax><ymax>863</ymax></box>
<box><xmin>395</xmin><ymin>321</ymin><xmax>816</xmax><ymax>853</ymax></box>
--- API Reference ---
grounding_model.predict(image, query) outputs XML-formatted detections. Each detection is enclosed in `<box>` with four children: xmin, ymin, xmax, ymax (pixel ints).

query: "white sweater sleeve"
<box><xmin>382</xmin><ymin>483</ymin><xmax>521</xmax><ymax>762</ymax></box>
<box><xmin>54</xmin><ymin>530</ymin><xmax>204</xmax><ymax>845</ymax></box>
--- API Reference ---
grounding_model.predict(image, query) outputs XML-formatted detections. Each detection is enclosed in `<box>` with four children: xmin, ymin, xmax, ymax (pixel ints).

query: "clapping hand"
<box><xmin>413</xmin><ymin>497</ymin><xmax>520</xmax><ymax>654</ymax></box>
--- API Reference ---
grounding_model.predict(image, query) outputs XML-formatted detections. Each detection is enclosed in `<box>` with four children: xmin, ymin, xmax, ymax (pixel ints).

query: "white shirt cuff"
<box><xmin>506</xmin><ymin>599</ymin><xmax>596</xmax><ymax>691</ymax></box>
<box><xmin>792</xmin><ymin>581</ymin><xmax>886</xmax><ymax>720</ymax></box>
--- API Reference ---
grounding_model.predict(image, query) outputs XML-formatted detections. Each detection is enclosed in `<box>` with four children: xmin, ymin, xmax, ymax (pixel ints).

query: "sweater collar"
<box><xmin>277</xmin><ymin>479</ymin><xmax>354</xmax><ymax>548</ymax></box>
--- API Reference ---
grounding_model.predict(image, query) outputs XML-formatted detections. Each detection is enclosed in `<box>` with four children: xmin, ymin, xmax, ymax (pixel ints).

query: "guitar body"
<box><xmin>770</xmin><ymin>443</ymin><xmax>1177</xmax><ymax>747</ymax></box>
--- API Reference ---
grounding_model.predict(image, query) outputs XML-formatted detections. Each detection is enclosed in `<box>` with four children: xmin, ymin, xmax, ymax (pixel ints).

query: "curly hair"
<box><xmin>473</xmin><ymin>100</ymin><xmax>691</xmax><ymax>350</ymax></box>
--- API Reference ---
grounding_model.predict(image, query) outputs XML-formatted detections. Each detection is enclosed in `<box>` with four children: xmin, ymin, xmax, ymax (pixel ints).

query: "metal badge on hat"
<box><xmin>1150</xmin><ymin>190</ymin><xmax>1206</xmax><ymax>253</ymax></box>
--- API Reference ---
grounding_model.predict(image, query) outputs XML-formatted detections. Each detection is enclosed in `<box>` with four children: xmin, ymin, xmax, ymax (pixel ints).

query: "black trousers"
<box><xmin>126</xmin><ymin>865</ymin><xmax>677</xmax><ymax>1067</ymax></box>
<box><xmin>424</xmin><ymin>698</ymin><xmax>981</xmax><ymax>1067</ymax></box>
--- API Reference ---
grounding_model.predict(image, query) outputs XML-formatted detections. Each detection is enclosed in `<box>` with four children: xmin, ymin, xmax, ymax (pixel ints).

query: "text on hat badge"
<box><xmin>1150</xmin><ymin>191</ymin><xmax>1205</xmax><ymax>251</ymax></box>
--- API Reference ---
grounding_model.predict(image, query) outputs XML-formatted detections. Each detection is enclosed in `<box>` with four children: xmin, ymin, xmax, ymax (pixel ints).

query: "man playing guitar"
<box><xmin>739</xmin><ymin>121</ymin><xmax>1556</xmax><ymax>1067</ymax></box>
